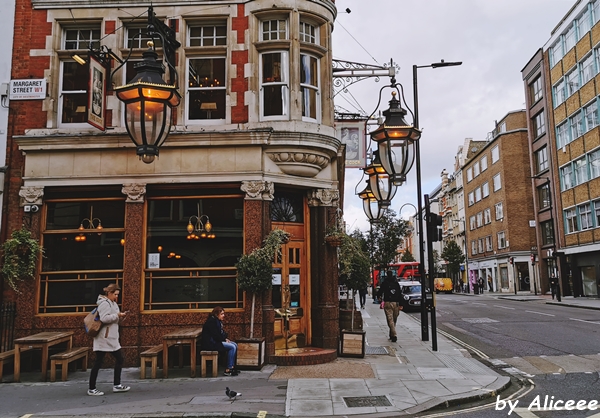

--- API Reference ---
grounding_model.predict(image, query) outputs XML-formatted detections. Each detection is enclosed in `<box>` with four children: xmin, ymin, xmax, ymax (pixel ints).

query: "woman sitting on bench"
<box><xmin>201</xmin><ymin>306</ymin><xmax>239</xmax><ymax>376</ymax></box>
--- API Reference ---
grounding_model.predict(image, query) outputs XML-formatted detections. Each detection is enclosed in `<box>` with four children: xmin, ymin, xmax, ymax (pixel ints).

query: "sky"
<box><xmin>332</xmin><ymin>0</ymin><xmax>576</xmax><ymax>233</ymax></box>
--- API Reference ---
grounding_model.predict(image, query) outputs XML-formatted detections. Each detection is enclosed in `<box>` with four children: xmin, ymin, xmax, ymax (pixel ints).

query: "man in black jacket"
<box><xmin>377</xmin><ymin>270</ymin><xmax>402</xmax><ymax>342</ymax></box>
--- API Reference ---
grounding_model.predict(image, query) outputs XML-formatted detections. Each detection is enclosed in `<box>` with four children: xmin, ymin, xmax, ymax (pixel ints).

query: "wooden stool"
<box><xmin>140</xmin><ymin>345</ymin><xmax>163</xmax><ymax>379</ymax></box>
<box><xmin>0</xmin><ymin>349</ymin><xmax>15</xmax><ymax>382</ymax></box>
<box><xmin>50</xmin><ymin>347</ymin><xmax>89</xmax><ymax>382</ymax></box>
<box><xmin>200</xmin><ymin>351</ymin><xmax>219</xmax><ymax>377</ymax></box>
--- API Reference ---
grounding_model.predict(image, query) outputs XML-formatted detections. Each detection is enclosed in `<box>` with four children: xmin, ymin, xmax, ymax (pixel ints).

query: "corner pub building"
<box><xmin>4</xmin><ymin>0</ymin><xmax>343</xmax><ymax>367</ymax></box>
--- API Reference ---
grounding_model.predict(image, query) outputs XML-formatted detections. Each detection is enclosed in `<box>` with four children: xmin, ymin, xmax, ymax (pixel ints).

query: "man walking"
<box><xmin>377</xmin><ymin>270</ymin><xmax>402</xmax><ymax>342</ymax></box>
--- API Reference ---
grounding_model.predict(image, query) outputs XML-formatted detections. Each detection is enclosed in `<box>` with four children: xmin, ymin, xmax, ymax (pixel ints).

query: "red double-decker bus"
<box><xmin>373</xmin><ymin>262</ymin><xmax>421</xmax><ymax>289</ymax></box>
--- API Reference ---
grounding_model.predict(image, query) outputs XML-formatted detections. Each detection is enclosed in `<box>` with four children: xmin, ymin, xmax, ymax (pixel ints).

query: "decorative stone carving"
<box><xmin>19</xmin><ymin>186</ymin><xmax>44</xmax><ymax>206</ymax></box>
<box><xmin>307</xmin><ymin>189</ymin><xmax>340</xmax><ymax>207</ymax></box>
<box><xmin>241</xmin><ymin>181</ymin><xmax>274</xmax><ymax>201</ymax></box>
<box><xmin>122</xmin><ymin>183</ymin><xmax>147</xmax><ymax>203</ymax></box>
<box><xmin>267</xmin><ymin>151</ymin><xmax>330</xmax><ymax>177</ymax></box>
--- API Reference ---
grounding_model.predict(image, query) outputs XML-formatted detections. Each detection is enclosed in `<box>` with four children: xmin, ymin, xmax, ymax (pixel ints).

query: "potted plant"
<box><xmin>338</xmin><ymin>233</ymin><xmax>370</xmax><ymax>358</ymax></box>
<box><xmin>235</xmin><ymin>228</ymin><xmax>290</xmax><ymax>369</ymax></box>
<box><xmin>1</xmin><ymin>227</ymin><xmax>44</xmax><ymax>292</ymax></box>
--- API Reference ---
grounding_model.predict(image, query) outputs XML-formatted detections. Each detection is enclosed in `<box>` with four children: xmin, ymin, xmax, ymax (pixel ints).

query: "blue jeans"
<box><xmin>223</xmin><ymin>341</ymin><xmax>237</xmax><ymax>369</ymax></box>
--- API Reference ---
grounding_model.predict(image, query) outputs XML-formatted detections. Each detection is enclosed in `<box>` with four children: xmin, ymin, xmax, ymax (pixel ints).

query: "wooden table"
<box><xmin>162</xmin><ymin>327</ymin><xmax>202</xmax><ymax>378</ymax></box>
<box><xmin>14</xmin><ymin>331</ymin><xmax>74</xmax><ymax>382</ymax></box>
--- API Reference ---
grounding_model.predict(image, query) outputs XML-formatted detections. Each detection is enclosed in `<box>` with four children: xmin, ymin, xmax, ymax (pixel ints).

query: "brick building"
<box><xmin>4</xmin><ymin>0</ymin><xmax>343</xmax><ymax>366</ymax></box>
<box><xmin>462</xmin><ymin>111</ymin><xmax>537</xmax><ymax>293</ymax></box>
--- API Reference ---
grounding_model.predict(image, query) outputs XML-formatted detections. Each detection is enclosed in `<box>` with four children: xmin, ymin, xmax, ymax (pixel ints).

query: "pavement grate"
<box><xmin>344</xmin><ymin>395</ymin><xmax>392</xmax><ymax>407</ymax></box>
<box><xmin>365</xmin><ymin>345</ymin><xmax>388</xmax><ymax>355</ymax></box>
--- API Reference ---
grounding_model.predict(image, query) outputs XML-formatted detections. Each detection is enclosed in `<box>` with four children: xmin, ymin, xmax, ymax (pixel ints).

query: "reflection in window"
<box><xmin>187</xmin><ymin>58</ymin><xmax>226</xmax><ymax>120</ymax></box>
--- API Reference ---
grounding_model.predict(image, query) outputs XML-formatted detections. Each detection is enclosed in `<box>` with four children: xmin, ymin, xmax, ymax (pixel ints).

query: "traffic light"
<box><xmin>427</xmin><ymin>213</ymin><xmax>443</xmax><ymax>243</ymax></box>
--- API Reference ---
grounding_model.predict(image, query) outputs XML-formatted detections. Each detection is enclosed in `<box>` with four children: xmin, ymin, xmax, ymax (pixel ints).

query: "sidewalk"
<box><xmin>0</xmin><ymin>296</ymin><xmax>510</xmax><ymax>418</ymax></box>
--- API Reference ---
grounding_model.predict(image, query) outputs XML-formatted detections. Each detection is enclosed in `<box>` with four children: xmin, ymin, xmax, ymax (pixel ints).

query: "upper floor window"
<box><xmin>590</xmin><ymin>149</ymin><xmax>600</xmax><ymax>179</ymax></box>
<box><xmin>556</xmin><ymin>122</ymin><xmax>570</xmax><ymax>148</ymax></box>
<box><xmin>564</xmin><ymin>25</ymin><xmax>576</xmax><ymax>52</ymax></box>
<box><xmin>495</xmin><ymin>202</ymin><xmax>504</xmax><ymax>220</ymax></box>
<box><xmin>480</xmin><ymin>155</ymin><xmax>488</xmax><ymax>172</ymax></box>
<box><xmin>551</xmin><ymin>39</ymin><xmax>563</xmax><ymax>67</ymax></box>
<box><xmin>595</xmin><ymin>199</ymin><xmax>600</xmax><ymax>225</ymax></box>
<box><xmin>565</xmin><ymin>207</ymin><xmax>578</xmax><ymax>233</ymax></box>
<box><xmin>469</xmin><ymin>215</ymin><xmax>476</xmax><ymax>230</ymax></box>
<box><xmin>485</xmin><ymin>235</ymin><xmax>493</xmax><ymax>251</ymax></box>
<box><xmin>484</xmin><ymin>208</ymin><xmax>491</xmax><ymax>224</ymax></box>
<box><xmin>64</xmin><ymin>28</ymin><xmax>100</xmax><ymax>50</ymax></box>
<box><xmin>468</xmin><ymin>191</ymin><xmax>474</xmax><ymax>206</ymax></box>
<box><xmin>466</xmin><ymin>167</ymin><xmax>473</xmax><ymax>182</ymax></box>
<box><xmin>574</xmin><ymin>157</ymin><xmax>588</xmax><ymax>185</ymax></box>
<box><xmin>585</xmin><ymin>101</ymin><xmax>599</xmax><ymax>132</ymax></box>
<box><xmin>126</xmin><ymin>25</ymin><xmax>163</xmax><ymax>49</ymax></box>
<box><xmin>260</xmin><ymin>51</ymin><xmax>289</xmax><ymax>119</ymax></box>
<box><xmin>497</xmin><ymin>231</ymin><xmax>506</xmax><ymax>249</ymax></box>
<box><xmin>595</xmin><ymin>1</ymin><xmax>600</xmax><ymax>23</ymax></box>
<box><xmin>482</xmin><ymin>182</ymin><xmax>489</xmax><ymax>198</ymax></box>
<box><xmin>473</xmin><ymin>161</ymin><xmax>480</xmax><ymax>177</ymax></box>
<box><xmin>535</xmin><ymin>147</ymin><xmax>548</xmax><ymax>173</ymax></box>
<box><xmin>300</xmin><ymin>54</ymin><xmax>320</xmax><ymax>121</ymax></box>
<box><xmin>553</xmin><ymin>79</ymin><xmax>566</xmax><ymax>107</ymax></box>
<box><xmin>187</xmin><ymin>57</ymin><xmax>226</xmax><ymax>121</ymax></box>
<box><xmin>578</xmin><ymin>8</ymin><xmax>592</xmax><ymax>37</ymax></box>
<box><xmin>579</xmin><ymin>203</ymin><xmax>593</xmax><ymax>230</ymax></box>
<box><xmin>493</xmin><ymin>173</ymin><xmax>502</xmax><ymax>191</ymax></box>
<box><xmin>299</xmin><ymin>21</ymin><xmax>317</xmax><ymax>44</ymax></box>
<box><xmin>475</xmin><ymin>187</ymin><xmax>482</xmax><ymax>202</ymax></box>
<box><xmin>471</xmin><ymin>240</ymin><xmax>477</xmax><ymax>256</ymax></box>
<box><xmin>566</xmin><ymin>68</ymin><xmax>579</xmax><ymax>96</ymax></box>
<box><xmin>560</xmin><ymin>164</ymin><xmax>573</xmax><ymax>190</ymax></box>
<box><xmin>261</xmin><ymin>19</ymin><xmax>287</xmax><ymax>41</ymax></box>
<box><xmin>491</xmin><ymin>145</ymin><xmax>499</xmax><ymax>163</ymax></box>
<box><xmin>533</xmin><ymin>111</ymin><xmax>546</xmax><ymax>138</ymax></box>
<box><xmin>571</xmin><ymin>111</ymin><xmax>584</xmax><ymax>139</ymax></box>
<box><xmin>541</xmin><ymin>220</ymin><xmax>555</xmax><ymax>246</ymax></box>
<box><xmin>581</xmin><ymin>53</ymin><xmax>596</xmax><ymax>85</ymax></box>
<box><xmin>477</xmin><ymin>238</ymin><xmax>484</xmax><ymax>253</ymax></box>
<box><xmin>530</xmin><ymin>76</ymin><xmax>543</xmax><ymax>103</ymax></box>
<box><xmin>189</xmin><ymin>23</ymin><xmax>227</xmax><ymax>46</ymax></box>
<box><xmin>476</xmin><ymin>212</ymin><xmax>483</xmax><ymax>228</ymax></box>
<box><xmin>538</xmin><ymin>183</ymin><xmax>551</xmax><ymax>209</ymax></box>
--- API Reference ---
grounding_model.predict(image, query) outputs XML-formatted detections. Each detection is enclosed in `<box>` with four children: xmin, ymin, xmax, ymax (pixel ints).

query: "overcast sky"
<box><xmin>332</xmin><ymin>0</ymin><xmax>575</xmax><ymax>232</ymax></box>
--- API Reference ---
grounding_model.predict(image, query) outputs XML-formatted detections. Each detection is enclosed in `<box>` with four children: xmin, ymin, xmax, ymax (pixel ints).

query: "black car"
<box><xmin>399</xmin><ymin>281</ymin><xmax>422</xmax><ymax>312</ymax></box>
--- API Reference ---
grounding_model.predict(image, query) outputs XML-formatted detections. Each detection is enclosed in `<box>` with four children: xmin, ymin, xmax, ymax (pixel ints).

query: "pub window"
<box><xmin>187</xmin><ymin>57</ymin><xmax>227</xmax><ymax>121</ymax></box>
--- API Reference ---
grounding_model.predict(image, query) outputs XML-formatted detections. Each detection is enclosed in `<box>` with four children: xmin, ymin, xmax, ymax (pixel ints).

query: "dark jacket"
<box><xmin>377</xmin><ymin>276</ymin><xmax>401</xmax><ymax>303</ymax></box>
<box><xmin>201</xmin><ymin>315</ymin><xmax>228</xmax><ymax>352</ymax></box>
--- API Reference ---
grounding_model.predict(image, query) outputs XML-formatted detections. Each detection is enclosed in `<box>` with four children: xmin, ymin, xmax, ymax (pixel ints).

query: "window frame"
<box><xmin>299</xmin><ymin>52</ymin><xmax>320</xmax><ymax>122</ymax></box>
<box><xmin>535</xmin><ymin>147</ymin><xmax>549</xmax><ymax>173</ymax></box>
<box><xmin>491</xmin><ymin>146</ymin><xmax>499</xmax><ymax>163</ymax></box>
<box><xmin>492</xmin><ymin>173</ymin><xmax>502</xmax><ymax>192</ymax></box>
<box><xmin>259</xmin><ymin>50</ymin><xmax>290</xmax><ymax>121</ymax></box>
<box><xmin>530</xmin><ymin>76</ymin><xmax>543</xmax><ymax>103</ymax></box>
<box><xmin>495</xmin><ymin>202</ymin><xmax>503</xmax><ymax>220</ymax></box>
<box><xmin>497</xmin><ymin>231</ymin><xmax>506</xmax><ymax>249</ymax></box>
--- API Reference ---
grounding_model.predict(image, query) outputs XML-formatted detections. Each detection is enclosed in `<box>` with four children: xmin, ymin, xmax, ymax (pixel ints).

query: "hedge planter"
<box><xmin>236</xmin><ymin>337</ymin><xmax>266</xmax><ymax>370</ymax></box>
<box><xmin>339</xmin><ymin>329</ymin><xmax>366</xmax><ymax>358</ymax></box>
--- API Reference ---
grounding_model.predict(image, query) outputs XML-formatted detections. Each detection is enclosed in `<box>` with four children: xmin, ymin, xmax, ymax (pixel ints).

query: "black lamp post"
<box><xmin>364</xmin><ymin>150</ymin><xmax>397</xmax><ymax>208</ymax></box>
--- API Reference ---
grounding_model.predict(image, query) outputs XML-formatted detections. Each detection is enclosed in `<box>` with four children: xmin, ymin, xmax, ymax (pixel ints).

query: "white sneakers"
<box><xmin>87</xmin><ymin>385</ymin><xmax>130</xmax><ymax>396</ymax></box>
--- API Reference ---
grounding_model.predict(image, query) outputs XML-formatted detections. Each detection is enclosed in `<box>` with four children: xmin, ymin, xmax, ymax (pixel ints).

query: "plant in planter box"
<box><xmin>235</xmin><ymin>228</ymin><xmax>290</xmax><ymax>338</ymax></box>
<box><xmin>338</xmin><ymin>232</ymin><xmax>371</xmax><ymax>330</ymax></box>
<box><xmin>1</xmin><ymin>227</ymin><xmax>44</xmax><ymax>292</ymax></box>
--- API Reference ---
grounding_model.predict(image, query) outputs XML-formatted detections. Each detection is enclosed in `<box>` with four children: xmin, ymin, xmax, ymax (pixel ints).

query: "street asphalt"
<box><xmin>1</xmin><ymin>291</ymin><xmax>598</xmax><ymax>418</ymax></box>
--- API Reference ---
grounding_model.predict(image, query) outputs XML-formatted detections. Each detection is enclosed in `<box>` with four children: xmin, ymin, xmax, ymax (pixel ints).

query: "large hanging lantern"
<box><xmin>115</xmin><ymin>43</ymin><xmax>181</xmax><ymax>163</ymax></box>
<box><xmin>358</xmin><ymin>181</ymin><xmax>384</xmax><ymax>222</ymax></box>
<box><xmin>370</xmin><ymin>91</ymin><xmax>421</xmax><ymax>185</ymax></box>
<box><xmin>364</xmin><ymin>150</ymin><xmax>397</xmax><ymax>207</ymax></box>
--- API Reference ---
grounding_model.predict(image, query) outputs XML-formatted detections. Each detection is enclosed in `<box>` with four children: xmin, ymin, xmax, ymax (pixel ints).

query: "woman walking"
<box><xmin>201</xmin><ymin>306</ymin><xmax>239</xmax><ymax>376</ymax></box>
<box><xmin>88</xmin><ymin>284</ymin><xmax>130</xmax><ymax>396</ymax></box>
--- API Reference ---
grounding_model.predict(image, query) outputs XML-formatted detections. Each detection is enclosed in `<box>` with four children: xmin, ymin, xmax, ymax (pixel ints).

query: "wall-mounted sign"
<box><xmin>87</xmin><ymin>55</ymin><xmax>106</xmax><ymax>131</ymax></box>
<box><xmin>289</xmin><ymin>274</ymin><xmax>300</xmax><ymax>285</ymax></box>
<box><xmin>335</xmin><ymin>120</ymin><xmax>367</xmax><ymax>168</ymax></box>
<box><xmin>272</xmin><ymin>274</ymin><xmax>282</xmax><ymax>285</ymax></box>
<box><xmin>148</xmin><ymin>253</ymin><xmax>160</xmax><ymax>269</ymax></box>
<box><xmin>9</xmin><ymin>79</ymin><xmax>46</xmax><ymax>100</ymax></box>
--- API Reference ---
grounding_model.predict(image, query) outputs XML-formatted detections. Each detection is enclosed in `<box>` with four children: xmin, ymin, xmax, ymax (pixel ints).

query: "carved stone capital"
<box><xmin>267</xmin><ymin>151</ymin><xmax>330</xmax><ymax>178</ymax></box>
<box><xmin>241</xmin><ymin>181</ymin><xmax>274</xmax><ymax>201</ymax></box>
<box><xmin>307</xmin><ymin>188</ymin><xmax>339</xmax><ymax>207</ymax></box>
<box><xmin>122</xmin><ymin>183</ymin><xmax>146</xmax><ymax>203</ymax></box>
<box><xmin>19</xmin><ymin>186</ymin><xmax>44</xmax><ymax>206</ymax></box>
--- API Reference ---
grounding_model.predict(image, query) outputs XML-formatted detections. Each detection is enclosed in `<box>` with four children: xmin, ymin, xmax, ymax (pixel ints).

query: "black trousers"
<box><xmin>89</xmin><ymin>349</ymin><xmax>124</xmax><ymax>389</ymax></box>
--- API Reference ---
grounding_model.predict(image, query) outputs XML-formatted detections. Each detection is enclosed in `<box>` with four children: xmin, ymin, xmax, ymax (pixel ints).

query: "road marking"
<box><xmin>494</xmin><ymin>304</ymin><xmax>515</xmax><ymax>310</ymax></box>
<box><xmin>569</xmin><ymin>317</ymin><xmax>600</xmax><ymax>324</ymax></box>
<box><xmin>472</xmin><ymin>302</ymin><xmax>487</xmax><ymax>306</ymax></box>
<box><xmin>525</xmin><ymin>310</ymin><xmax>555</xmax><ymax>316</ymax></box>
<box><xmin>513</xmin><ymin>408</ymin><xmax>540</xmax><ymax>417</ymax></box>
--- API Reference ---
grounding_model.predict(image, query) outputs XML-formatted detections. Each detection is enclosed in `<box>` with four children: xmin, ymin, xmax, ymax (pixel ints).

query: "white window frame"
<box><xmin>556</xmin><ymin>122</ymin><xmax>570</xmax><ymax>148</ymax></box>
<box><xmin>561</xmin><ymin>164</ymin><xmax>573</xmax><ymax>191</ymax></box>
<box><xmin>565</xmin><ymin>207</ymin><xmax>578</xmax><ymax>233</ymax></box>
<box><xmin>578</xmin><ymin>8</ymin><xmax>592</xmax><ymax>38</ymax></box>
<box><xmin>185</xmin><ymin>56</ymin><xmax>227</xmax><ymax>124</ymax></box>
<box><xmin>536</xmin><ymin>147</ymin><xmax>548</xmax><ymax>173</ymax></box>
<box><xmin>497</xmin><ymin>231</ymin><xmax>506</xmax><ymax>249</ymax></box>
<box><xmin>482</xmin><ymin>182</ymin><xmax>489</xmax><ymax>198</ymax></box>
<box><xmin>491</xmin><ymin>145</ymin><xmax>499</xmax><ymax>163</ymax></box>
<box><xmin>477</xmin><ymin>238</ymin><xmax>484</xmax><ymax>253</ymax></box>
<box><xmin>466</xmin><ymin>167</ymin><xmax>473</xmax><ymax>182</ymax></box>
<box><xmin>553</xmin><ymin>79</ymin><xmax>566</xmax><ymax>107</ymax></box>
<box><xmin>530</xmin><ymin>76</ymin><xmax>543</xmax><ymax>103</ymax></box>
<box><xmin>565</xmin><ymin>25</ymin><xmax>576</xmax><ymax>52</ymax></box>
<box><xmin>551</xmin><ymin>39</ymin><xmax>563</xmax><ymax>67</ymax></box>
<box><xmin>473</xmin><ymin>161</ymin><xmax>480</xmax><ymax>177</ymax></box>
<box><xmin>570</xmin><ymin>111</ymin><xmax>584</xmax><ymax>139</ymax></box>
<box><xmin>259</xmin><ymin>51</ymin><xmax>290</xmax><ymax>121</ymax></box>
<box><xmin>574</xmin><ymin>157</ymin><xmax>588</xmax><ymax>185</ymax></box>
<box><xmin>468</xmin><ymin>191</ymin><xmax>475</xmax><ymax>206</ymax></box>
<box><xmin>493</xmin><ymin>174</ymin><xmax>502</xmax><ymax>192</ymax></box>
<box><xmin>469</xmin><ymin>215</ymin><xmax>476</xmax><ymax>230</ymax></box>
<box><xmin>261</xmin><ymin>19</ymin><xmax>288</xmax><ymax>41</ymax></box>
<box><xmin>566</xmin><ymin>67</ymin><xmax>579</xmax><ymax>96</ymax></box>
<box><xmin>299</xmin><ymin>21</ymin><xmax>318</xmax><ymax>44</ymax></box>
<box><xmin>480</xmin><ymin>155</ymin><xmax>488</xmax><ymax>172</ymax></box>
<box><xmin>188</xmin><ymin>23</ymin><xmax>227</xmax><ymax>47</ymax></box>
<box><xmin>300</xmin><ymin>53</ymin><xmax>320</xmax><ymax>122</ymax></box>
<box><xmin>476</xmin><ymin>212</ymin><xmax>483</xmax><ymax>227</ymax></box>
<box><xmin>590</xmin><ymin>149</ymin><xmax>600</xmax><ymax>179</ymax></box>
<box><xmin>579</xmin><ymin>203</ymin><xmax>593</xmax><ymax>230</ymax></box>
<box><xmin>495</xmin><ymin>202</ymin><xmax>503</xmax><ymax>220</ymax></box>
<box><xmin>484</xmin><ymin>208</ymin><xmax>491</xmax><ymax>224</ymax></box>
<box><xmin>471</xmin><ymin>240</ymin><xmax>477</xmax><ymax>255</ymax></box>
<box><xmin>581</xmin><ymin>53</ymin><xmax>596</xmax><ymax>85</ymax></box>
<box><xmin>533</xmin><ymin>111</ymin><xmax>545</xmax><ymax>137</ymax></box>
<box><xmin>475</xmin><ymin>187</ymin><xmax>482</xmax><ymax>202</ymax></box>
<box><xmin>585</xmin><ymin>100</ymin><xmax>599</xmax><ymax>132</ymax></box>
<box><xmin>485</xmin><ymin>235</ymin><xmax>493</xmax><ymax>252</ymax></box>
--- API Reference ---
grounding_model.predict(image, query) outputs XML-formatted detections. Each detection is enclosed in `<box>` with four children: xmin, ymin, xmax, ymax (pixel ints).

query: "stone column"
<box><xmin>308</xmin><ymin>188</ymin><xmax>340</xmax><ymax>350</ymax></box>
<box><xmin>241</xmin><ymin>181</ymin><xmax>273</xmax><ymax>353</ymax></box>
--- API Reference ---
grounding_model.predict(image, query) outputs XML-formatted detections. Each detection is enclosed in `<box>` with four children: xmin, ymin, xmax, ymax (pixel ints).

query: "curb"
<box><xmin>545</xmin><ymin>301</ymin><xmax>600</xmax><ymax>310</ymax></box>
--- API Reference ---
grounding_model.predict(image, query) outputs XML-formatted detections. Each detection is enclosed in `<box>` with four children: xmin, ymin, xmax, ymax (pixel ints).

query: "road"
<box><xmin>409</xmin><ymin>294</ymin><xmax>600</xmax><ymax>417</ymax></box>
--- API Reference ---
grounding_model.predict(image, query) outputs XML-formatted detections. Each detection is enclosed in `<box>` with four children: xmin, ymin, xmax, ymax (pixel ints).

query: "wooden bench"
<box><xmin>0</xmin><ymin>349</ymin><xmax>15</xmax><ymax>381</ymax></box>
<box><xmin>140</xmin><ymin>345</ymin><xmax>163</xmax><ymax>379</ymax></box>
<box><xmin>200</xmin><ymin>350</ymin><xmax>219</xmax><ymax>378</ymax></box>
<box><xmin>50</xmin><ymin>347</ymin><xmax>89</xmax><ymax>382</ymax></box>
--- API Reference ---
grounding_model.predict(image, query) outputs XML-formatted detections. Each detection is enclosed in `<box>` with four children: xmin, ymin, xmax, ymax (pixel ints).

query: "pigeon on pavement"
<box><xmin>225</xmin><ymin>386</ymin><xmax>242</xmax><ymax>402</ymax></box>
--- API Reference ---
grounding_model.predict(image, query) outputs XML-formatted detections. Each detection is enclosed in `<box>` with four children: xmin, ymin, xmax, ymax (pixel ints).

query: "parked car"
<box><xmin>399</xmin><ymin>281</ymin><xmax>422</xmax><ymax>312</ymax></box>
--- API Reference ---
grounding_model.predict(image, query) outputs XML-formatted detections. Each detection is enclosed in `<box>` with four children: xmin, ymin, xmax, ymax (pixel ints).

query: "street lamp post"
<box><xmin>453</xmin><ymin>219</ymin><xmax>469</xmax><ymax>293</ymax></box>
<box><xmin>412</xmin><ymin>60</ymin><xmax>462</xmax><ymax>341</ymax></box>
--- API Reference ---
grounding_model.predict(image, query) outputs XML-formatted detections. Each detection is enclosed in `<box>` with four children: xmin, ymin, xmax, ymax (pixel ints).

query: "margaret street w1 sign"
<box><xmin>10</xmin><ymin>79</ymin><xmax>46</xmax><ymax>100</ymax></box>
